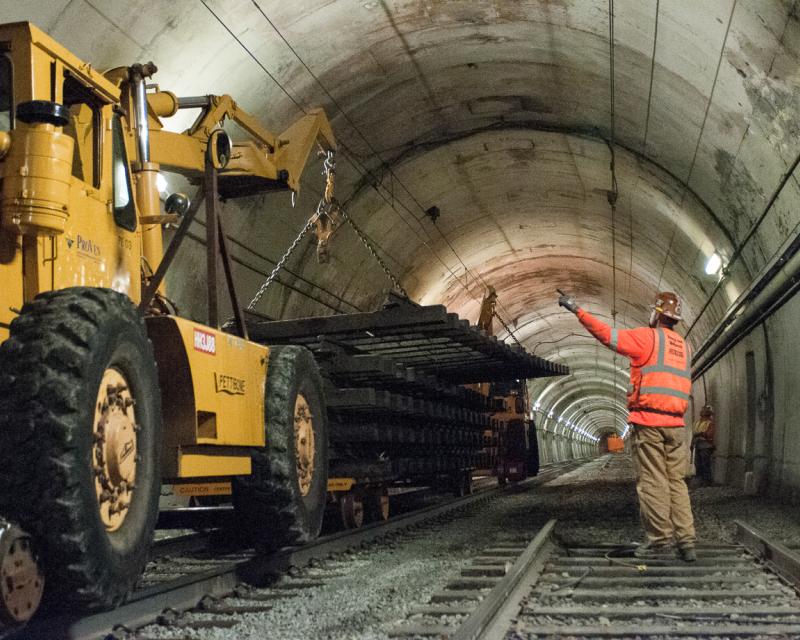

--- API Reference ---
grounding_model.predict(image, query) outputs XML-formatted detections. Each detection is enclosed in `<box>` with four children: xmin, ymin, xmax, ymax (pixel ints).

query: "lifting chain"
<box><xmin>340</xmin><ymin>210</ymin><xmax>407</xmax><ymax>297</ymax></box>
<box><xmin>247</xmin><ymin>149</ymin><xmax>408</xmax><ymax>310</ymax></box>
<box><xmin>319</xmin><ymin>149</ymin><xmax>407</xmax><ymax>296</ymax></box>
<box><xmin>492</xmin><ymin>310</ymin><xmax>524</xmax><ymax>348</ymax></box>
<box><xmin>247</xmin><ymin>217</ymin><xmax>315</xmax><ymax>310</ymax></box>
<box><xmin>247</xmin><ymin>149</ymin><xmax>339</xmax><ymax>311</ymax></box>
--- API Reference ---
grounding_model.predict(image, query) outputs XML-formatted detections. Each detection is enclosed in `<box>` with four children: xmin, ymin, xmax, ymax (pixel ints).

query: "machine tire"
<box><xmin>233</xmin><ymin>346</ymin><xmax>328</xmax><ymax>552</ymax></box>
<box><xmin>0</xmin><ymin>287</ymin><xmax>163</xmax><ymax>609</ymax></box>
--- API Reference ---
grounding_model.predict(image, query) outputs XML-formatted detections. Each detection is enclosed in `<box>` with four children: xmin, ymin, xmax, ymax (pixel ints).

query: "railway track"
<box><xmin>439</xmin><ymin>517</ymin><xmax>800</xmax><ymax>639</ymax></box>
<box><xmin>11</xmin><ymin>461</ymin><xmax>577</xmax><ymax>640</ymax></box>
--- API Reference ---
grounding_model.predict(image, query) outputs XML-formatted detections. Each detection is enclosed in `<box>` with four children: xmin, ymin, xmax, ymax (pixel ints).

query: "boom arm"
<box><xmin>146</xmin><ymin>92</ymin><xmax>336</xmax><ymax>195</ymax></box>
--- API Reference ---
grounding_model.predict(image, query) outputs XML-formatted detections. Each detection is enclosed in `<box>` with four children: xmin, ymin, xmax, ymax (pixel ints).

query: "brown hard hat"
<box><xmin>700</xmin><ymin>404</ymin><xmax>714</xmax><ymax>416</ymax></box>
<box><xmin>653</xmin><ymin>291</ymin><xmax>683</xmax><ymax>322</ymax></box>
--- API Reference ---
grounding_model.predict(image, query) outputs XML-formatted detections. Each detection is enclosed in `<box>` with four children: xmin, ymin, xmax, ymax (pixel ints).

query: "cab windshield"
<box><xmin>0</xmin><ymin>52</ymin><xmax>11</xmax><ymax>130</ymax></box>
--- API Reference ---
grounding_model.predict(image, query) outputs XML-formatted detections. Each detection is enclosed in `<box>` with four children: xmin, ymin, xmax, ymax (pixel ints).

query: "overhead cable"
<box><xmin>641</xmin><ymin>0</ymin><xmax>660</xmax><ymax>154</ymax></box>
<box><xmin>607</xmin><ymin>0</ymin><xmax>624</xmax><ymax>421</ymax></box>
<box><xmin>656</xmin><ymin>0</ymin><xmax>737</xmax><ymax>291</ymax></box>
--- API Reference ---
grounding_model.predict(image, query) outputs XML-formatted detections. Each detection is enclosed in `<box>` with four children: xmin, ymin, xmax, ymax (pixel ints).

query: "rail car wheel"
<box><xmin>0</xmin><ymin>523</ymin><xmax>44</xmax><ymax>627</ymax></box>
<box><xmin>0</xmin><ymin>288</ymin><xmax>163</xmax><ymax>609</ymax></box>
<box><xmin>233</xmin><ymin>346</ymin><xmax>328</xmax><ymax>551</ymax></box>
<box><xmin>364</xmin><ymin>490</ymin><xmax>390</xmax><ymax>523</ymax></box>
<box><xmin>340</xmin><ymin>494</ymin><xmax>365</xmax><ymax>529</ymax></box>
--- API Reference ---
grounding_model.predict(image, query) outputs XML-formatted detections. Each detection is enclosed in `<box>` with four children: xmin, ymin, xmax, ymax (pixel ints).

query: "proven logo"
<box><xmin>193</xmin><ymin>329</ymin><xmax>216</xmax><ymax>355</ymax></box>
<box><xmin>76</xmin><ymin>234</ymin><xmax>101</xmax><ymax>256</ymax></box>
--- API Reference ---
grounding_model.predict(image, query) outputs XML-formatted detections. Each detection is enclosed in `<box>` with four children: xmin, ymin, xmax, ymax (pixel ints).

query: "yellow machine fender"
<box><xmin>146</xmin><ymin>316</ymin><xmax>269</xmax><ymax>479</ymax></box>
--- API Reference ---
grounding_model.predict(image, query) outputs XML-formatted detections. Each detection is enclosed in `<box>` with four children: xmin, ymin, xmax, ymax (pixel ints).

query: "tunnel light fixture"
<box><xmin>705</xmin><ymin>252</ymin><xmax>722</xmax><ymax>276</ymax></box>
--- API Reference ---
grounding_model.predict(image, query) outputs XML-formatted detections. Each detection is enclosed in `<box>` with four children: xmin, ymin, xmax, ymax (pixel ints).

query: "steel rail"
<box><xmin>15</xmin><ymin>462</ymin><xmax>577</xmax><ymax>640</ymax></box>
<box><xmin>456</xmin><ymin>516</ymin><xmax>800</xmax><ymax>640</ymax></box>
<box><xmin>451</xmin><ymin>519</ymin><xmax>557</xmax><ymax>640</ymax></box>
<box><xmin>735</xmin><ymin>519</ymin><xmax>800</xmax><ymax>589</ymax></box>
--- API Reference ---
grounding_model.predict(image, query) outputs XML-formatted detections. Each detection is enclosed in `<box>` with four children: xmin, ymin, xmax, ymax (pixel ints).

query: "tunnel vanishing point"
<box><xmin>7</xmin><ymin>1</ymin><xmax>800</xmax><ymax>500</ymax></box>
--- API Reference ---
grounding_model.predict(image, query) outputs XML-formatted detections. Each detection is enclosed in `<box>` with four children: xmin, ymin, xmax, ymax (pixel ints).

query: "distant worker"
<box><xmin>691</xmin><ymin>405</ymin><xmax>715</xmax><ymax>484</ymax></box>
<box><xmin>558</xmin><ymin>290</ymin><xmax>697</xmax><ymax>562</ymax></box>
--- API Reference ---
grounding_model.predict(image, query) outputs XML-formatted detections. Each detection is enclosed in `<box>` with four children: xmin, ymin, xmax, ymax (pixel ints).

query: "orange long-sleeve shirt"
<box><xmin>576</xmin><ymin>309</ymin><xmax>686</xmax><ymax>427</ymax></box>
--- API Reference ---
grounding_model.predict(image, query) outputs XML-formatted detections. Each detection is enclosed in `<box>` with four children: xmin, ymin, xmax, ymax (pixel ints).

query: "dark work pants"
<box><xmin>695</xmin><ymin>447</ymin><xmax>713</xmax><ymax>483</ymax></box>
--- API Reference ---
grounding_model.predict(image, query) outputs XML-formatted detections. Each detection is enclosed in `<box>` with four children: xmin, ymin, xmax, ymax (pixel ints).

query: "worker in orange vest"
<box><xmin>558</xmin><ymin>290</ymin><xmax>696</xmax><ymax>562</ymax></box>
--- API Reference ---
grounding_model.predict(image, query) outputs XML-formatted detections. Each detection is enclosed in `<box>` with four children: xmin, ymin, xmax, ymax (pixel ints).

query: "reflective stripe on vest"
<box><xmin>610</xmin><ymin>328</ymin><xmax>619</xmax><ymax>352</ymax></box>
<box><xmin>632</xmin><ymin>328</ymin><xmax>691</xmax><ymax>415</ymax></box>
<box><xmin>639</xmin><ymin>386</ymin><xmax>690</xmax><ymax>400</ymax></box>
<box><xmin>641</xmin><ymin>328</ymin><xmax>691</xmax><ymax>377</ymax></box>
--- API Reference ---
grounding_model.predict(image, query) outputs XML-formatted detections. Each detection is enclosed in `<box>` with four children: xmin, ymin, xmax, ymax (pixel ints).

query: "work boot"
<box><xmin>678</xmin><ymin>545</ymin><xmax>697</xmax><ymax>563</ymax></box>
<box><xmin>633</xmin><ymin>541</ymin><xmax>673</xmax><ymax>559</ymax></box>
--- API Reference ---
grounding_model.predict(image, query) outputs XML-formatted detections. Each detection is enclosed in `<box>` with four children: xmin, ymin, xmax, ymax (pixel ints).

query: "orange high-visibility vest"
<box><xmin>628</xmin><ymin>328</ymin><xmax>691</xmax><ymax>416</ymax></box>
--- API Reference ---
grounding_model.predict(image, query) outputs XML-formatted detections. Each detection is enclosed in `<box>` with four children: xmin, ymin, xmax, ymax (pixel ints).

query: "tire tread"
<box><xmin>0</xmin><ymin>288</ymin><xmax>160</xmax><ymax>608</ymax></box>
<box><xmin>233</xmin><ymin>346</ymin><xmax>327</xmax><ymax>551</ymax></box>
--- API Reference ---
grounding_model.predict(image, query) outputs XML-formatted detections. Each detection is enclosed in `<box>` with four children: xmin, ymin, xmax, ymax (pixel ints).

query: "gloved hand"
<box><xmin>558</xmin><ymin>293</ymin><xmax>579</xmax><ymax>314</ymax></box>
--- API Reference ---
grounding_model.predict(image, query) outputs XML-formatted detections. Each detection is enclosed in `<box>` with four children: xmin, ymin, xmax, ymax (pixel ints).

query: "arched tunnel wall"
<box><xmin>8</xmin><ymin>1</ymin><xmax>800</xmax><ymax>499</ymax></box>
<box><xmin>698</xmin><ymin>305</ymin><xmax>796</xmax><ymax>500</ymax></box>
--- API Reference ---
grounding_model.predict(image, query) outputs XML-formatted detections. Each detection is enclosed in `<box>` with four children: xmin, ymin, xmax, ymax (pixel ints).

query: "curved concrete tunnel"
<box><xmin>12</xmin><ymin>1</ymin><xmax>800</xmax><ymax>497</ymax></box>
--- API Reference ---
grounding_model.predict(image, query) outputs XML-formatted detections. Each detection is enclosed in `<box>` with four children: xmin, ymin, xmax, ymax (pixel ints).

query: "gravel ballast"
<box><xmin>135</xmin><ymin>455</ymin><xmax>800</xmax><ymax>639</ymax></box>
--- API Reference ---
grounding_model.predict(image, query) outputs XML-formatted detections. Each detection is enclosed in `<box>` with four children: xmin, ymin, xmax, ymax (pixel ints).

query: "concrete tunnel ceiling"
<box><xmin>11</xmin><ymin>1</ymin><xmax>800</xmax><ymax>440</ymax></box>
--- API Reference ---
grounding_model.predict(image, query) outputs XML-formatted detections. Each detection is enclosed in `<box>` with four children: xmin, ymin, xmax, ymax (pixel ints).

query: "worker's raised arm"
<box><xmin>576</xmin><ymin>309</ymin><xmax>652</xmax><ymax>362</ymax></box>
<box><xmin>558</xmin><ymin>292</ymin><xmax>653</xmax><ymax>364</ymax></box>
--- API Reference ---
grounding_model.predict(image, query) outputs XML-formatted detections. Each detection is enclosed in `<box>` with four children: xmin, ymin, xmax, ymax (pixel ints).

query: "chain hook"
<box><xmin>312</xmin><ymin>149</ymin><xmax>342</xmax><ymax>264</ymax></box>
<box><xmin>247</xmin><ymin>150</ymin><xmax>342</xmax><ymax>310</ymax></box>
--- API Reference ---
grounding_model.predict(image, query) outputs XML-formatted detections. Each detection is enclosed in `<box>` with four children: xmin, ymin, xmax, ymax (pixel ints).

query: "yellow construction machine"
<box><xmin>0</xmin><ymin>22</ymin><xmax>337</xmax><ymax>625</ymax></box>
<box><xmin>473</xmin><ymin>287</ymin><xmax>540</xmax><ymax>484</ymax></box>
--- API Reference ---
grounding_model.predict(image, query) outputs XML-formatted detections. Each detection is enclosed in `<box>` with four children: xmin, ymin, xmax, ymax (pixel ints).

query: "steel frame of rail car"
<box><xmin>494</xmin><ymin>418</ymin><xmax>540</xmax><ymax>484</ymax></box>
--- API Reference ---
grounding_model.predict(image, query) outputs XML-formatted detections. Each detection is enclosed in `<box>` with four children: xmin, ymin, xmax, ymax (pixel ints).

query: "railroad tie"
<box><xmin>506</xmin><ymin>537</ymin><xmax>800</xmax><ymax>638</ymax></box>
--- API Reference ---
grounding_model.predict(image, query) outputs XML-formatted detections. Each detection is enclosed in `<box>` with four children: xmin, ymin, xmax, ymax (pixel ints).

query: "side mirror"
<box><xmin>207</xmin><ymin>129</ymin><xmax>231</xmax><ymax>170</ymax></box>
<box><xmin>164</xmin><ymin>192</ymin><xmax>190</xmax><ymax>216</ymax></box>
